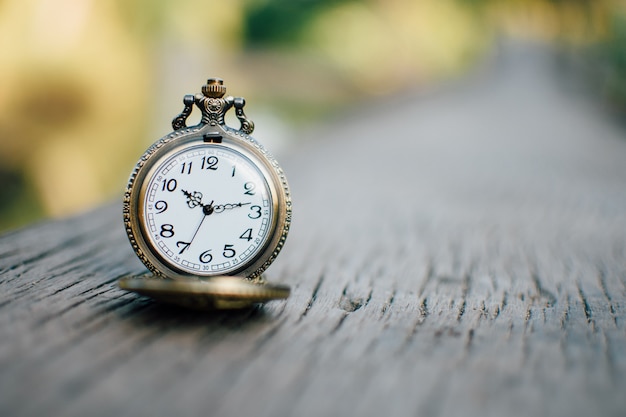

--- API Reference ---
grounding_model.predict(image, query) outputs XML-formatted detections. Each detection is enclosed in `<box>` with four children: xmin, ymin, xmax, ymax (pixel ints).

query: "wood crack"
<box><xmin>298</xmin><ymin>273</ymin><xmax>324</xmax><ymax>321</ymax></box>
<box><xmin>597</xmin><ymin>267</ymin><xmax>618</xmax><ymax>327</ymax></box>
<box><xmin>338</xmin><ymin>283</ymin><xmax>371</xmax><ymax>313</ymax></box>
<box><xmin>456</xmin><ymin>268</ymin><xmax>472</xmax><ymax>322</ymax></box>
<box><xmin>398</xmin><ymin>297</ymin><xmax>429</xmax><ymax>354</ymax></box>
<box><xmin>530</xmin><ymin>271</ymin><xmax>557</xmax><ymax>307</ymax></box>
<box><xmin>380</xmin><ymin>287</ymin><xmax>396</xmax><ymax>318</ymax></box>
<box><xmin>330</xmin><ymin>312</ymin><xmax>348</xmax><ymax>335</ymax></box>
<box><xmin>559</xmin><ymin>296</ymin><xmax>570</xmax><ymax>330</ymax></box>
<box><xmin>576</xmin><ymin>281</ymin><xmax>594</xmax><ymax>329</ymax></box>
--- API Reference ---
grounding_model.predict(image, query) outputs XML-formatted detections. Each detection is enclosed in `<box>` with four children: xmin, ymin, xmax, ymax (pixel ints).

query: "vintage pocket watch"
<box><xmin>120</xmin><ymin>78</ymin><xmax>291</xmax><ymax>309</ymax></box>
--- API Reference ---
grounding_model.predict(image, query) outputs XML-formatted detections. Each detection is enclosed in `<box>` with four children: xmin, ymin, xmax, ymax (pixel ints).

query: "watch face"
<box><xmin>139</xmin><ymin>143</ymin><xmax>274</xmax><ymax>276</ymax></box>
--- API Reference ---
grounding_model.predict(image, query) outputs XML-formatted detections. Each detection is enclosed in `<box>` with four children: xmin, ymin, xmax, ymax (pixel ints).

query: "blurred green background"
<box><xmin>0</xmin><ymin>0</ymin><xmax>624</xmax><ymax>232</ymax></box>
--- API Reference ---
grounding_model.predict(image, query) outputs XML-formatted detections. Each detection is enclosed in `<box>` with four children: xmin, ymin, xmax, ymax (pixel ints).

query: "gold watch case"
<box><xmin>120</xmin><ymin>78</ymin><xmax>291</xmax><ymax>309</ymax></box>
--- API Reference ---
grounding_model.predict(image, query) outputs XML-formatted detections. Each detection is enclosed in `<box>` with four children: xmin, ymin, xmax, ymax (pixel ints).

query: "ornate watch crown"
<box><xmin>202</xmin><ymin>78</ymin><xmax>227</xmax><ymax>98</ymax></box>
<box><xmin>171</xmin><ymin>77</ymin><xmax>254</xmax><ymax>135</ymax></box>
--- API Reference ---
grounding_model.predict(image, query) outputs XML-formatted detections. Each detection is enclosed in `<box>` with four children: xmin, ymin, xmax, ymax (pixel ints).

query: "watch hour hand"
<box><xmin>182</xmin><ymin>189</ymin><xmax>204</xmax><ymax>209</ymax></box>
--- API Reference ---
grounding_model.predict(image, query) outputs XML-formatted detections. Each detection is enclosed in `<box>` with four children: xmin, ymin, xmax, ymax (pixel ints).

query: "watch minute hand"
<box><xmin>213</xmin><ymin>202</ymin><xmax>251</xmax><ymax>213</ymax></box>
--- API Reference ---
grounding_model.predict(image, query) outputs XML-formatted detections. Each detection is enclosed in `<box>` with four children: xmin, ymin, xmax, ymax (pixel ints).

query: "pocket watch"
<box><xmin>121</xmin><ymin>78</ymin><xmax>291</xmax><ymax>309</ymax></box>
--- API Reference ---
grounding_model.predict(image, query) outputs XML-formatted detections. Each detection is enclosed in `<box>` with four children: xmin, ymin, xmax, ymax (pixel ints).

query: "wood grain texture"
<box><xmin>1</xmin><ymin>43</ymin><xmax>625</xmax><ymax>417</ymax></box>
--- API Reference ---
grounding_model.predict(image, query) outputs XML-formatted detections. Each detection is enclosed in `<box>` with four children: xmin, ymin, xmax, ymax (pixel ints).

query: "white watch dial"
<box><xmin>141</xmin><ymin>144</ymin><xmax>273</xmax><ymax>275</ymax></box>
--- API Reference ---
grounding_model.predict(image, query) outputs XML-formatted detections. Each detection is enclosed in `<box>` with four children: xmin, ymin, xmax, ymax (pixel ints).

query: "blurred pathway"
<box><xmin>285</xmin><ymin>40</ymin><xmax>626</xmax><ymax>248</ymax></box>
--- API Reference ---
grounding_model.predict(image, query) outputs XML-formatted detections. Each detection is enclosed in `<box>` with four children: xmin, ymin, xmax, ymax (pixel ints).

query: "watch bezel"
<box><xmin>124</xmin><ymin>124</ymin><xmax>291</xmax><ymax>281</ymax></box>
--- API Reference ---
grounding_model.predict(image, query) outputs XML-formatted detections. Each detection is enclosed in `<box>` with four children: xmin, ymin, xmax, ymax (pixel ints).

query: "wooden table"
<box><xmin>1</xmin><ymin>43</ymin><xmax>625</xmax><ymax>417</ymax></box>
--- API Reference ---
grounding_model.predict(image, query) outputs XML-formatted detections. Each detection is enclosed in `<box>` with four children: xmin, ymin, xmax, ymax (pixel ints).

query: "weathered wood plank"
<box><xmin>1</xmin><ymin>43</ymin><xmax>625</xmax><ymax>417</ymax></box>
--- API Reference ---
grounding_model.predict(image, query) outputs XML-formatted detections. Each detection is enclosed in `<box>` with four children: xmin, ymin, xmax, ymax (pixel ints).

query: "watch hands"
<box><xmin>202</xmin><ymin>199</ymin><xmax>215</xmax><ymax>216</ymax></box>
<box><xmin>182</xmin><ymin>189</ymin><xmax>203</xmax><ymax>209</ymax></box>
<box><xmin>176</xmin><ymin>199</ymin><xmax>214</xmax><ymax>254</ymax></box>
<box><xmin>176</xmin><ymin>188</ymin><xmax>249</xmax><ymax>254</ymax></box>
<box><xmin>182</xmin><ymin>189</ymin><xmax>226</xmax><ymax>214</ymax></box>
<box><xmin>213</xmin><ymin>202</ymin><xmax>251</xmax><ymax>213</ymax></box>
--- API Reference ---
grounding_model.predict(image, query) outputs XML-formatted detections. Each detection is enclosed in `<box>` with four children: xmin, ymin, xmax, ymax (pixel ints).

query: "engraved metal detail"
<box><xmin>171</xmin><ymin>78</ymin><xmax>255</xmax><ymax>134</ymax></box>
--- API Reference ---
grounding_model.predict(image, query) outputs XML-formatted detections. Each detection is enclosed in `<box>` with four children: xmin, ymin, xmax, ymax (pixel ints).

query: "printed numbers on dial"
<box><xmin>143</xmin><ymin>145</ymin><xmax>272</xmax><ymax>275</ymax></box>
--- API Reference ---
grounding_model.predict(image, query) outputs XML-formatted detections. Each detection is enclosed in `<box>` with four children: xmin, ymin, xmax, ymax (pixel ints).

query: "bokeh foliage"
<box><xmin>598</xmin><ymin>11</ymin><xmax>626</xmax><ymax>106</ymax></box>
<box><xmin>243</xmin><ymin>0</ymin><xmax>351</xmax><ymax>47</ymax></box>
<box><xmin>0</xmin><ymin>0</ymin><xmax>623</xmax><ymax>232</ymax></box>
